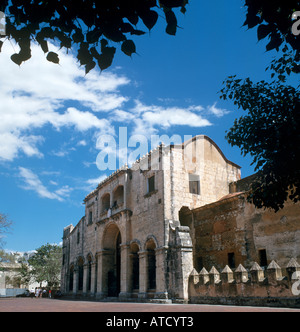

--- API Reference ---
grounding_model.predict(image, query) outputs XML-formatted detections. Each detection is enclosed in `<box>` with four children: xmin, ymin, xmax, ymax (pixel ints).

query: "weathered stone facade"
<box><xmin>180</xmin><ymin>189</ymin><xmax>300</xmax><ymax>272</ymax></box>
<box><xmin>61</xmin><ymin>135</ymin><xmax>241</xmax><ymax>302</ymax></box>
<box><xmin>61</xmin><ymin>134</ymin><xmax>300</xmax><ymax>304</ymax></box>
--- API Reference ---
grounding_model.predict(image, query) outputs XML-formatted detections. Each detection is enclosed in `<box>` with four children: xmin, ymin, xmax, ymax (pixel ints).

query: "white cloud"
<box><xmin>86</xmin><ymin>175</ymin><xmax>107</xmax><ymax>186</ymax></box>
<box><xmin>77</xmin><ymin>140</ymin><xmax>87</xmax><ymax>147</ymax></box>
<box><xmin>0</xmin><ymin>41</ymin><xmax>130</xmax><ymax>161</ymax></box>
<box><xmin>208</xmin><ymin>103</ymin><xmax>230</xmax><ymax>118</ymax></box>
<box><xmin>85</xmin><ymin>174</ymin><xmax>107</xmax><ymax>192</ymax></box>
<box><xmin>0</xmin><ymin>132</ymin><xmax>44</xmax><ymax>161</ymax></box>
<box><xmin>0</xmin><ymin>40</ymin><xmax>230</xmax><ymax>167</ymax></box>
<box><xmin>18</xmin><ymin>167</ymin><xmax>65</xmax><ymax>201</ymax></box>
<box><xmin>123</xmin><ymin>100</ymin><xmax>212</xmax><ymax>136</ymax></box>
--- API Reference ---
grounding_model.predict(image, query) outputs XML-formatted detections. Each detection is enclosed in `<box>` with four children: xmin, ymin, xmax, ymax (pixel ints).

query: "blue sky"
<box><xmin>0</xmin><ymin>1</ymin><xmax>281</xmax><ymax>252</ymax></box>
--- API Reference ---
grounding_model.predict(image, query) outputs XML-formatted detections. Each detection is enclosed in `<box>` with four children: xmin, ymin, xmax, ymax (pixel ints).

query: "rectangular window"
<box><xmin>88</xmin><ymin>211</ymin><xmax>93</xmax><ymax>224</ymax></box>
<box><xmin>148</xmin><ymin>175</ymin><xmax>155</xmax><ymax>193</ymax></box>
<box><xmin>259</xmin><ymin>249</ymin><xmax>268</xmax><ymax>267</ymax></box>
<box><xmin>228</xmin><ymin>252</ymin><xmax>236</xmax><ymax>269</ymax></box>
<box><xmin>189</xmin><ymin>174</ymin><xmax>200</xmax><ymax>195</ymax></box>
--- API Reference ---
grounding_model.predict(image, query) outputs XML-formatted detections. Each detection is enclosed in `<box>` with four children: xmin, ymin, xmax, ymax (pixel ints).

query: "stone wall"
<box><xmin>181</xmin><ymin>194</ymin><xmax>300</xmax><ymax>272</ymax></box>
<box><xmin>188</xmin><ymin>259</ymin><xmax>300</xmax><ymax>308</ymax></box>
<box><xmin>60</xmin><ymin>135</ymin><xmax>242</xmax><ymax>302</ymax></box>
<box><xmin>163</xmin><ymin>136</ymin><xmax>241</xmax><ymax>223</ymax></box>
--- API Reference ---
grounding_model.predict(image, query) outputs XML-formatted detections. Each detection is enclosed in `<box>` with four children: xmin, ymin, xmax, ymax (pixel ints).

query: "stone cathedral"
<box><xmin>61</xmin><ymin>135</ymin><xmax>300</xmax><ymax>303</ymax></box>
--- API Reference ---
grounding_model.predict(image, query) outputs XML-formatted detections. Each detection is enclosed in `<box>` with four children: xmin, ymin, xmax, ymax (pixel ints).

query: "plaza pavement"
<box><xmin>0</xmin><ymin>298</ymin><xmax>299</xmax><ymax>312</ymax></box>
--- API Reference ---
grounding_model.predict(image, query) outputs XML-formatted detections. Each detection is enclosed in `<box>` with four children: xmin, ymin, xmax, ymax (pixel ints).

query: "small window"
<box><xmin>259</xmin><ymin>249</ymin><xmax>268</xmax><ymax>267</ymax></box>
<box><xmin>148</xmin><ymin>175</ymin><xmax>155</xmax><ymax>193</ymax></box>
<box><xmin>88</xmin><ymin>211</ymin><xmax>93</xmax><ymax>224</ymax></box>
<box><xmin>228</xmin><ymin>252</ymin><xmax>235</xmax><ymax>269</ymax></box>
<box><xmin>189</xmin><ymin>174</ymin><xmax>200</xmax><ymax>195</ymax></box>
<box><xmin>77</xmin><ymin>231</ymin><xmax>80</xmax><ymax>244</ymax></box>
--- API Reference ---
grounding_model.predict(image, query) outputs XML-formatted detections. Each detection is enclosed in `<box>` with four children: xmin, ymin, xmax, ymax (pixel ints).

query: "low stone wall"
<box><xmin>188</xmin><ymin>258</ymin><xmax>300</xmax><ymax>308</ymax></box>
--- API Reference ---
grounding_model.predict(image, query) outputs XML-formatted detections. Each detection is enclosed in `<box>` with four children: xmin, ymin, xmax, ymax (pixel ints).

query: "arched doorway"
<box><xmin>87</xmin><ymin>254</ymin><xmax>92</xmax><ymax>292</ymax></box>
<box><xmin>77</xmin><ymin>257</ymin><xmax>84</xmax><ymax>292</ymax></box>
<box><xmin>145</xmin><ymin>239</ymin><xmax>156</xmax><ymax>291</ymax></box>
<box><xmin>102</xmin><ymin>223</ymin><xmax>122</xmax><ymax>297</ymax></box>
<box><xmin>69</xmin><ymin>265</ymin><xmax>74</xmax><ymax>292</ymax></box>
<box><xmin>130</xmin><ymin>243</ymin><xmax>140</xmax><ymax>292</ymax></box>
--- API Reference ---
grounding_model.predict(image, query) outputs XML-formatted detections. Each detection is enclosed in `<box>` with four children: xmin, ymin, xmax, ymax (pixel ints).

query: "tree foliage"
<box><xmin>0</xmin><ymin>213</ymin><xmax>12</xmax><ymax>248</ymax></box>
<box><xmin>220</xmin><ymin>77</ymin><xmax>300</xmax><ymax>211</ymax></box>
<box><xmin>28</xmin><ymin>243</ymin><xmax>62</xmax><ymax>288</ymax></box>
<box><xmin>244</xmin><ymin>0</ymin><xmax>300</xmax><ymax>53</ymax></box>
<box><xmin>0</xmin><ymin>0</ymin><xmax>188</xmax><ymax>73</ymax></box>
<box><xmin>0</xmin><ymin>249</ymin><xmax>15</xmax><ymax>263</ymax></box>
<box><xmin>244</xmin><ymin>1</ymin><xmax>300</xmax><ymax>81</ymax></box>
<box><xmin>220</xmin><ymin>1</ymin><xmax>300</xmax><ymax>212</ymax></box>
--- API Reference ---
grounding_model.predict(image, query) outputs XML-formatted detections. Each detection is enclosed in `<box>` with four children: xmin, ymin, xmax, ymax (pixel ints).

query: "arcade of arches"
<box><xmin>66</xmin><ymin>223</ymin><xmax>161</xmax><ymax>299</ymax></box>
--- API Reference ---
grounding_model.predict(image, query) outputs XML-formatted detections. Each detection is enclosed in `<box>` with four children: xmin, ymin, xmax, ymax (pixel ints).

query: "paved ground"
<box><xmin>0</xmin><ymin>298</ymin><xmax>299</xmax><ymax>312</ymax></box>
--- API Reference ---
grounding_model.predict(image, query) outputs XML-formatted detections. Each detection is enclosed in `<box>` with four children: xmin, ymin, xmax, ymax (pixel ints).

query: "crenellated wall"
<box><xmin>189</xmin><ymin>258</ymin><xmax>300</xmax><ymax>308</ymax></box>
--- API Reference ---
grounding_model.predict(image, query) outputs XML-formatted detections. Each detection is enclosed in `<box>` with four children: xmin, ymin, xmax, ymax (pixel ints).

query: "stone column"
<box><xmin>119</xmin><ymin>243</ymin><xmax>131</xmax><ymax>299</ymax></box>
<box><xmin>82</xmin><ymin>264</ymin><xmax>88</xmax><ymax>296</ymax></box>
<box><xmin>95</xmin><ymin>250</ymin><xmax>105</xmax><ymax>299</ymax></box>
<box><xmin>154</xmin><ymin>247</ymin><xmax>169</xmax><ymax>299</ymax></box>
<box><xmin>138</xmin><ymin>250</ymin><xmax>148</xmax><ymax>299</ymax></box>
<box><xmin>90</xmin><ymin>262</ymin><xmax>96</xmax><ymax>296</ymax></box>
<box><xmin>72</xmin><ymin>268</ymin><xmax>78</xmax><ymax>296</ymax></box>
<box><xmin>173</xmin><ymin>226</ymin><xmax>194</xmax><ymax>302</ymax></box>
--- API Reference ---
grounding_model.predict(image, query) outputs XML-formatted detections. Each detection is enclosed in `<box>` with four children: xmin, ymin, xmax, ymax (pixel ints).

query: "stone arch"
<box><xmin>130</xmin><ymin>241</ymin><xmax>140</xmax><ymax>291</ymax></box>
<box><xmin>112</xmin><ymin>185</ymin><xmax>124</xmax><ymax>209</ymax></box>
<box><xmin>86</xmin><ymin>252</ymin><xmax>94</xmax><ymax>263</ymax></box>
<box><xmin>179</xmin><ymin>206</ymin><xmax>192</xmax><ymax>228</ymax></box>
<box><xmin>86</xmin><ymin>253</ymin><xmax>93</xmax><ymax>292</ymax></box>
<box><xmin>69</xmin><ymin>264</ymin><xmax>74</xmax><ymax>292</ymax></box>
<box><xmin>101</xmin><ymin>193</ymin><xmax>111</xmax><ymax>214</ymax></box>
<box><xmin>130</xmin><ymin>239</ymin><xmax>141</xmax><ymax>251</ymax></box>
<box><xmin>102</xmin><ymin>222</ymin><xmax>122</xmax><ymax>250</ymax></box>
<box><xmin>144</xmin><ymin>235</ymin><xmax>159</xmax><ymax>251</ymax></box>
<box><xmin>145</xmin><ymin>237</ymin><xmax>157</xmax><ymax>291</ymax></box>
<box><xmin>102</xmin><ymin>222</ymin><xmax>122</xmax><ymax>297</ymax></box>
<box><xmin>76</xmin><ymin>256</ymin><xmax>84</xmax><ymax>291</ymax></box>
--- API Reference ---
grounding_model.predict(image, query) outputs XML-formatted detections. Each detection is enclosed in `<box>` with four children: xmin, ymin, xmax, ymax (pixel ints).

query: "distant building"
<box><xmin>0</xmin><ymin>250</ymin><xmax>46</xmax><ymax>297</ymax></box>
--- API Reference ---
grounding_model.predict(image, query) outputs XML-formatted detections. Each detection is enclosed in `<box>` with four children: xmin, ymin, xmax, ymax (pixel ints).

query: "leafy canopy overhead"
<box><xmin>0</xmin><ymin>0</ymin><xmax>188</xmax><ymax>73</ymax></box>
<box><xmin>244</xmin><ymin>0</ymin><xmax>300</xmax><ymax>81</ymax></box>
<box><xmin>220</xmin><ymin>77</ymin><xmax>300</xmax><ymax>212</ymax></box>
<box><xmin>244</xmin><ymin>0</ymin><xmax>300</xmax><ymax>53</ymax></box>
<box><xmin>219</xmin><ymin>0</ymin><xmax>300</xmax><ymax>212</ymax></box>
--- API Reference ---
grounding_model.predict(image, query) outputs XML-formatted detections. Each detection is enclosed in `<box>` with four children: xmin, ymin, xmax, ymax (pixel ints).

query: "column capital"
<box><xmin>119</xmin><ymin>243</ymin><xmax>130</xmax><ymax>251</ymax></box>
<box><xmin>138</xmin><ymin>250</ymin><xmax>148</xmax><ymax>257</ymax></box>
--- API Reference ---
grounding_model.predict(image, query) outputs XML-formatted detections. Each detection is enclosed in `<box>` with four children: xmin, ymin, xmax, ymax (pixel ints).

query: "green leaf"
<box><xmin>85</xmin><ymin>60</ymin><xmax>96</xmax><ymax>75</ymax></box>
<box><xmin>72</xmin><ymin>29</ymin><xmax>84</xmax><ymax>43</ymax></box>
<box><xmin>121</xmin><ymin>40</ymin><xmax>136</xmax><ymax>57</ymax></box>
<box><xmin>266</xmin><ymin>33</ymin><xmax>282</xmax><ymax>52</ymax></box>
<box><xmin>98</xmin><ymin>46</ymin><xmax>116</xmax><ymax>71</ymax></box>
<box><xmin>46</xmin><ymin>51</ymin><xmax>59</xmax><ymax>64</ymax></box>
<box><xmin>165</xmin><ymin>10</ymin><xmax>177</xmax><ymax>35</ymax></box>
<box><xmin>36</xmin><ymin>34</ymin><xmax>49</xmax><ymax>53</ymax></box>
<box><xmin>140</xmin><ymin>10</ymin><xmax>158</xmax><ymax>31</ymax></box>
<box><xmin>11</xmin><ymin>53</ymin><xmax>23</xmax><ymax>66</ymax></box>
<box><xmin>257</xmin><ymin>24</ymin><xmax>272</xmax><ymax>41</ymax></box>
